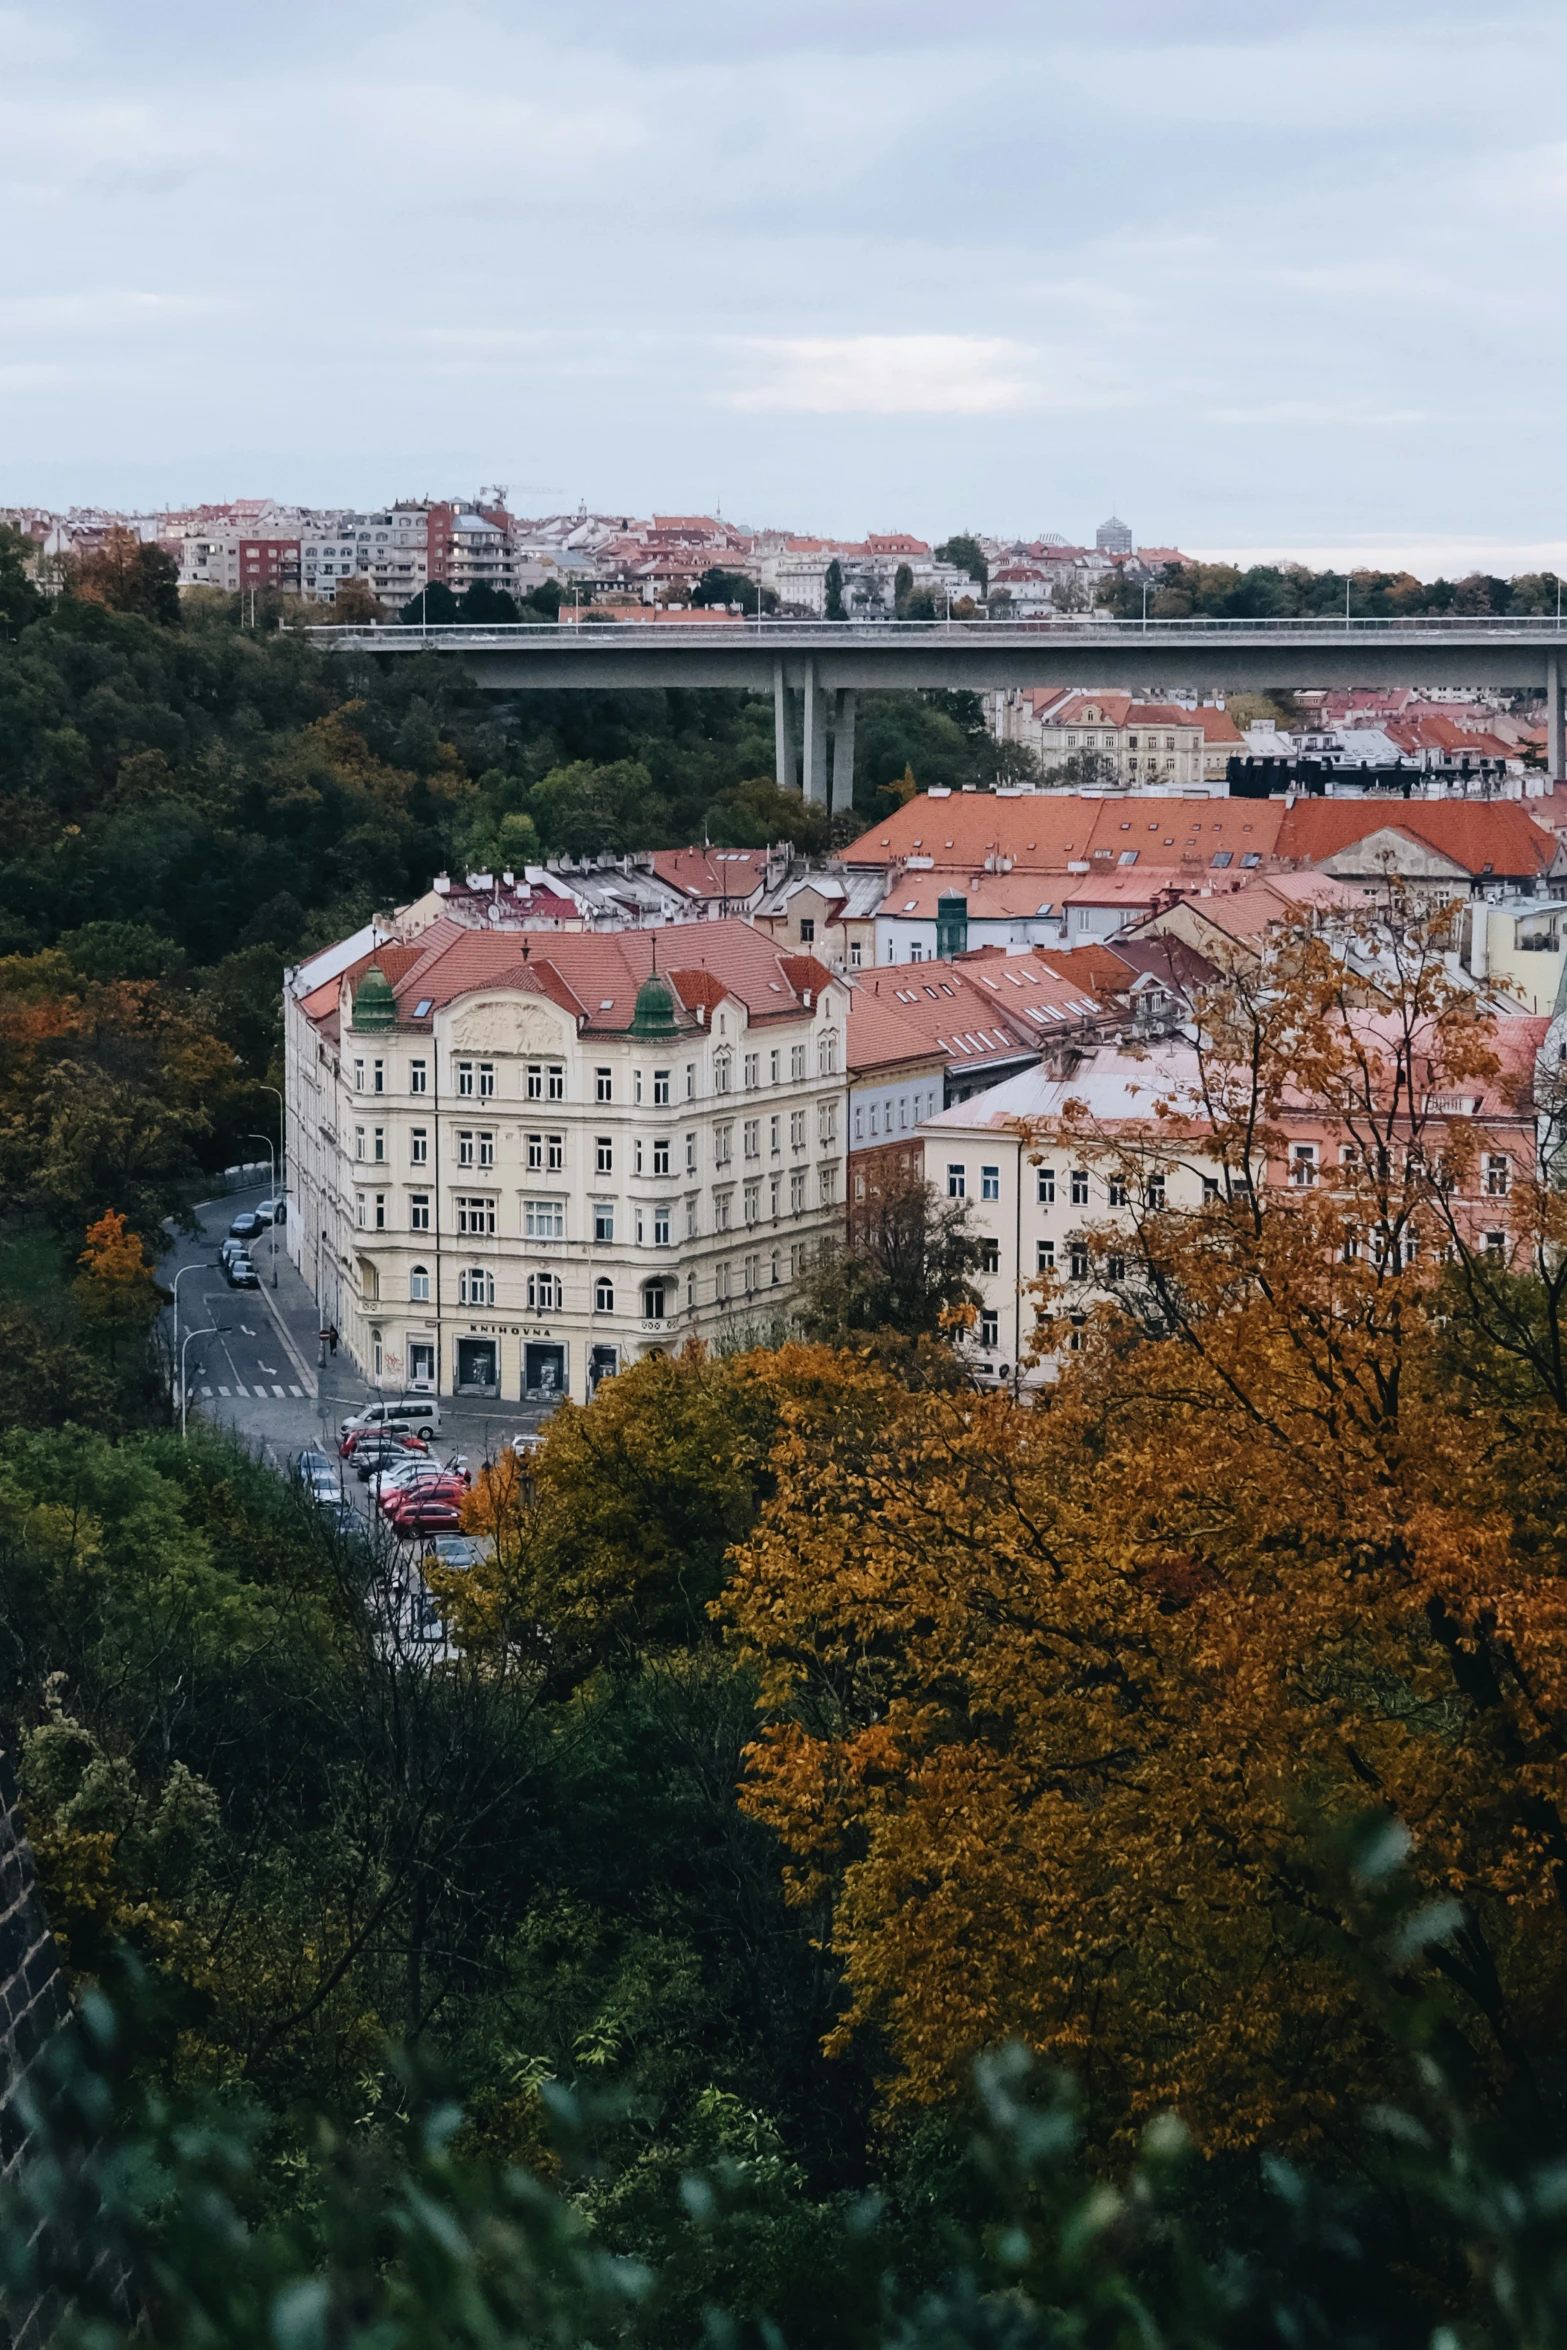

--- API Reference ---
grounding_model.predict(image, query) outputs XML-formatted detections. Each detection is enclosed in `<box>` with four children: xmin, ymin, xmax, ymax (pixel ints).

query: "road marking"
<box><xmin>201</xmin><ymin>1385</ymin><xmax>213</xmax><ymax>1398</ymax></box>
<box><xmin>289</xmin><ymin>1384</ymin><xmax>303</xmax><ymax>1397</ymax></box>
<box><xmin>233</xmin><ymin>1382</ymin><xmax>247</xmax><ymax>1396</ymax></box>
<box><xmin>258</xmin><ymin>1361</ymin><xmax>279</xmax><ymax>1374</ymax></box>
<box><xmin>240</xmin><ymin>1325</ymin><xmax>256</xmax><ymax>1337</ymax></box>
<box><xmin>218</xmin><ymin>1385</ymin><xmax>230</xmax><ymax>1397</ymax></box>
<box><xmin>271</xmin><ymin>1384</ymin><xmax>285</xmax><ymax>1397</ymax></box>
<box><xmin>256</xmin><ymin>1278</ymin><xmax>318</xmax><ymax>1400</ymax></box>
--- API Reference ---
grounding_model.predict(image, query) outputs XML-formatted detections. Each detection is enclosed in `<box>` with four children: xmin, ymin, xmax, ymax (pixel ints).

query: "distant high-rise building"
<box><xmin>1096</xmin><ymin>514</ymin><xmax>1133</xmax><ymax>555</ymax></box>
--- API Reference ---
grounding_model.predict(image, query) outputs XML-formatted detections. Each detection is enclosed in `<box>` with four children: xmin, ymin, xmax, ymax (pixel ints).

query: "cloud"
<box><xmin>727</xmin><ymin>335</ymin><xmax>1037</xmax><ymax>415</ymax></box>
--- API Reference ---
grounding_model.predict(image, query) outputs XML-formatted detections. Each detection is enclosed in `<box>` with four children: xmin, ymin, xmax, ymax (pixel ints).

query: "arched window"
<box><xmin>410</xmin><ymin>1264</ymin><xmax>430</xmax><ymax>1303</ymax></box>
<box><xmin>458</xmin><ymin>1266</ymin><xmax>494</xmax><ymax>1307</ymax></box>
<box><xmin>643</xmin><ymin>1278</ymin><xmax>668</xmax><ymax>1320</ymax></box>
<box><xmin>818</xmin><ymin>1029</ymin><xmax>839</xmax><ymax>1075</ymax></box>
<box><xmin>527</xmin><ymin>1271</ymin><xmax>562</xmax><ymax>1312</ymax></box>
<box><xmin>594</xmin><ymin>1276</ymin><xmax>614</xmax><ymax>1312</ymax></box>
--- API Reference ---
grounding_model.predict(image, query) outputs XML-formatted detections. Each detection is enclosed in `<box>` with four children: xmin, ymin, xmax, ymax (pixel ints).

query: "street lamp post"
<box><xmin>257</xmin><ymin>1082</ymin><xmax>286</xmax><ymax>1205</ymax></box>
<box><xmin>248</xmin><ymin>1132</ymin><xmax>279</xmax><ymax>1287</ymax></box>
<box><xmin>181</xmin><ymin>1324</ymin><xmax>222</xmax><ymax>1441</ymax></box>
<box><xmin>170</xmin><ymin>1262</ymin><xmax>208</xmax><ymax>1410</ymax></box>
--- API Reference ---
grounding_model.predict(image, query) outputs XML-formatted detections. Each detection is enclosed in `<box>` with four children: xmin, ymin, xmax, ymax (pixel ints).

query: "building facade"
<box><xmin>285</xmin><ymin>920</ymin><xmax>847</xmax><ymax>1406</ymax></box>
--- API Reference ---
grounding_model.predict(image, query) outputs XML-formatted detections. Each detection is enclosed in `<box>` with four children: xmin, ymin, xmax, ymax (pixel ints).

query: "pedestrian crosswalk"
<box><xmin>198</xmin><ymin>1381</ymin><xmax>306</xmax><ymax>1406</ymax></box>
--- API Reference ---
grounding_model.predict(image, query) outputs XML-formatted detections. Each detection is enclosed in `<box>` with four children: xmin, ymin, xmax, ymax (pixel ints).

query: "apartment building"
<box><xmin>284</xmin><ymin>919</ymin><xmax>847</xmax><ymax>1406</ymax></box>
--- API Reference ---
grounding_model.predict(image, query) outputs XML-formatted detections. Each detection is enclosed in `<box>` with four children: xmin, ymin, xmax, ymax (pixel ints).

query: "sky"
<box><xmin>4</xmin><ymin>0</ymin><xmax>1567</xmax><ymax>573</ymax></box>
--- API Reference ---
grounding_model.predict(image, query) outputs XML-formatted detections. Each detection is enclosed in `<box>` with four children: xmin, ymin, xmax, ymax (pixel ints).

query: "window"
<box><xmin>948</xmin><ymin>1164</ymin><xmax>966</xmax><ymax>1198</ymax></box>
<box><xmin>410</xmin><ymin>1194</ymin><xmax>430</xmax><ymax>1231</ymax></box>
<box><xmin>981</xmin><ymin>1238</ymin><xmax>1000</xmax><ymax>1273</ymax></box>
<box><xmin>1202</xmin><ymin>1175</ymin><xmax>1220</xmax><ymax>1203</ymax></box>
<box><xmin>770</xmin><ymin>1175</ymin><xmax>781</xmax><ymax>1217</ymax></box>
<box><xmin>790</xmin><ymin>1171</ymin><xmax>806</xmax><ymax>1213</ymax></box>
<box><xmin>1485</xmin><ymin>1154</ymin><xmax>1510</xmax><ymax>1196</ymax></box>
<box><xmin>1146</xmin><ymin>1175</ymin><xmax>1166</xmax><ymax>1212</ymax></box>
<box><xmin>979</xmin><ymin>1310</ymin><xmax>999</xmax><ymax>1349</ymax></box>
<box><xmin>596</xmin><ymin>1066</ymin><xmax>613</xmax><ymax>1103</ymax></box>
<box><xmin>1068</xmin><ymin>1315</ymin><xmax>1087</xmax><ymax>1352</ymax></box>
<box><xmin>744</xmin><ymin>1119</ymin><xmax>760</xmax><ymax>1160</ymax></box>
<box><xmin>770</xmin><ymin>1050</ymin><xmax>781</xmax><ymax>1083</ymax></box>
<box><xmin>715</xmin><ymin>1052</ymin><xmax>731</xmax><ymax>1094</ymax></box>
<box><xmin>1070</xmin><ymin>1170</ymin><xmax>1090</xmax><ymax>1205</ymax></box>
<box><xmin>799</xmin><ymin>917</ymin><xmax>815</xmax><ymax>942</ymax></box>
<box><xmin>353</xmin><ymin>1058</ymin><xmax>364</xmax><ymax>1091</ymax></box>
<box><xmin>411</xmin><ymin>1127</ymin><xmax>428</xmax><ymax>1165</ymax></box>
<box><xmin>372</xmin><ymin>1058</ymin><xmax>384</xmax><ymax>1095</ymax></box>
<box><xmin>595</xmin><ymin>1277</ymin><xmax>615</xmax><ymax>1311</ymax></box>
<box><xmin>596</xmin><ymin>1136</ymin><xmax>614</xmax><ymax>1174</ymax></box>
<box><xmin>854</xmin><ymin>1105</ymin><xmax>864</xmax><ymax>1140</ymax></box>
<box><xmin>1106</xmin><ymin>1250</ymin><xmax>1126</xmax><ymax>1282</ymax></box>
<box><xmin>744</xmin><ymin>1182</ymin><xmax>760</xmax><ymax>1224</ymax></box>
<box><xmin>410</xmin><ymin>1264</ymin><xmax>430</xmax><ymax>1302</ymax></box>
<box><xmin>1289</xmin><ymin>1143</ymin><xmax>1318</xmax><ymax>1188</ymax></box>
<box><xmin>372</xmin><ymin>1193</ymin><xmax>386</xmax><ymax>1230</ymax></box>
<box><xmin>686</xmin><ymin>1132</ymin><xmax>697</xmax><ymax>1174</ymax></box>
<box><xmin>479</xmin><ymin>1132</ymin><xmax>495</xmax><ymax>1169</ymax></box>
<box><xmin>981</xmin><ymin>1164</ymin><xmax>1000</xmax><ymax>1201</ymax></box>
<box><xmin>524</xmin><ymin>1199</ymin><xmax>565</xmax><ymax>1240</ymax></box>
<box><xmin>527</xmin><ymin>1065</ymin><xmax>543</xmax><ymax>1100</ymax></box>
<box><xmin>715</xmin><ymin>1191</ymin><xmax>732</xmax><ymax>1231</ymax></box>
<box><xmin>457</xmin><ymin>1061</ymin><xmax>475</xmax><ymax>1097</ymax></box>
<box><xmin>1037</xmin><ymin>1167</ymin><xmax>1056</xmax><ymax>1204</ymax></box>
<box><xmin>594</xmin><ymin>1201</ymin><xmax>615</xmax><ymax>1243</ymax></box>
<box><xmin>790</xmin><ymin>1110</ymin><xmax>806</xmax><ymax>1150</ymax></box>
<box><xmin>744</xmin><ymin>1053</ymin><xmax>759</xmax><ymax>1089</ymax></box>
<box><xmin>458</xmin><ymin>1266</ymin><xmax>494</xmax><ymax>1307</ymax></box>
<box><xmin>527</xmin><ymin>1272</ymin><xmax>562</xmax><ymax>1312</ymax></box>
<box><xmin>1069</xmin><ymin>1241</ymin><xmax>1090</xmax><ymax>1280</ymax></box>
<box><xmin>653</xmin><ymin>1206</ymin><xmax>671</xmax><ymax>1247</ymax></box>
<box><xmin>1485</xmin><ymin>1228</ymin><xmax>1507</xmax><ymax>1261</ymax></box>
<box><xmin>372</xmin><ymin>1126</ymin><xmax>385</xmax><ymax>1162</ymax></box>
<box><xmin>653</xmin><ymin>1070</ymin><xmax>670</xmax><ymax>1106</ymax></box>
<box><xmin>819</xmin><ymin>1164</ymin><xmax>837</xmax><ymax>1206</ymax></box>
<box><xmin>714</xmin><ymin>1122</ymin><xmax>732</xmax><ymax>1166</ymax></box>
<box><xmin>819</xmin><ymin>1030</ymin><xmax>839</xmax><ymax>1075</ymax></box>
<box><xmin>849</xmin><ymin>941</ymin><xmax>862</xmax><ymax>967</ymax></box>
<box><xmin>527</xmin><ymin>1134</ymin><xmax>543</xmax><ymax>1171</ymax></box>
<box><xmin>769</xmin><ymin>1114</ymin><xmax>781</xmax><ymax>1154</ymax></box>
<box><xmin>685</xmin><ymin>1063</ymin><xmax>695</xmax><ymax>1100</ymax></box>
<box><xmin>547</xmin><ymin>1134</ymin><xmax>563</xmax><ymax>1173</ymax></box>
<box><xmin>1107</xmin><ymin>1176</ymin><xmax>1128</xmax><ymax>1207</ymax></box>
<box><xmin>410</xmin><ymin>1059</ymin><xmax>427</xmax><ymax>1095</ymax></box>
<box><xmin>354</xmin><ymin>1126</ymin><xmax>366</xmax><ymax>1161</ymax></box>
<box><xmin>457</xmin><ymin>1196</ymin><xmax>496</xmax><ymax>1235</ymax></box>
<box><xmin>459</xmin><ymin>1131</ymin><xmax>476</xmax><ymax>1168</ymax></box>
<box><xmin>479</xmin><ymin>1062</ymin><xmax>495</xmax><ymax>1098</ymax></box>
<box><xmin>790</xmin><ymin>1044</ymin><xmax>807</xmax><ymax>1081</ymax></box>
<box><xmin>1037</xmin><ymin>1239</ymin><xmax>1055</xmax><ymax>1271</ymax></box>
<box><xmin>652</xmin><ymin>1138</ymin><xmax>671</xmax><ymax>1177</ymax></box>
<box><xmin>744</xmin><ymin>1252</ymin><xmax>760</xmax><ymax>1294</ymax></box>
<box><xmin>548</xmin><ymin>1065</ymin><xmax>564</xmax><ymax>1101</ymax></box>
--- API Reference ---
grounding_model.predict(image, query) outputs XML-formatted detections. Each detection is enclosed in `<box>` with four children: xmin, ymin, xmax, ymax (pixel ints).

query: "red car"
<box><xmin>391</xmin><ymin>1495</ymin><xmax>466</xmax><ymax>1537</ymax></box>
<box><xmin>385</xmin><ymin>1479</ymin><xmax>468</xmax><ymax>1532</ymax></box>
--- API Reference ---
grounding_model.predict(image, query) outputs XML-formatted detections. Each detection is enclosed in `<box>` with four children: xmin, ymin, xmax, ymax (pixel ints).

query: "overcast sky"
<box><xmin>4</xmin><ymin>0</ymin><xmax>1566</xmax><ymax>571</ymax></box>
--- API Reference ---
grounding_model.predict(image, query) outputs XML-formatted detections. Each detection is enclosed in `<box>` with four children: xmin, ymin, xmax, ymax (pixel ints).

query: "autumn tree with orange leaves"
<box><xmin>723</xmin><ymin>902</ymin><xmax>1567</xmax><ymax>2158</ymax></box>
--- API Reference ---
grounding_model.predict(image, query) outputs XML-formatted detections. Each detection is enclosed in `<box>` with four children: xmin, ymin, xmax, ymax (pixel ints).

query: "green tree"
<box><xmin>934</xmin><ymin>533</ymin><xmax>988</xmax><ymax>592</ymax></box>
<box><xmin>527</xmin><ymin>759</ymin><xmax>671</xmax><ymax>856</ymax></box>
<box><xmin>0</xmin><ymin>524</ymin><xmax>45</xmax><ymax>641</ymax></box>
<box><xmin>63</xmin><ymin>527</ymin><xmax>181</xmax><ymax>625</ymax></box>
<box><xmin>824</xmin><ymin>559</ymin><xmax>847</xmax><ymax>621</ymax></box>
<box><xmin>692</xmin><ymin>567</ymin><xmax>776</xmax><ymax>615</ymax></box>
<box><xmin>793</xmin><ymin>1159</ymin><xmax>985</xmax><ymax>1343</ymax></box>
<box><xmin>893</xmin><ymin>562</ymin><xmax>914</xmax><ymax>617</ymax></box>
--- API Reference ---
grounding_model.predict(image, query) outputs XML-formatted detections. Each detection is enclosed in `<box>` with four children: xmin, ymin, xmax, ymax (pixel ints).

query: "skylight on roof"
<box><xmin>903</xmin><ymin>901</ymin><xmax>918</xmax><ymax>912</ymax></box>
<box><xmin>600</xmin><ymin>998</ymin><xmax>615</xmax><ymax>1008</ymax></box>
<box><xmin>413</xmin><ymin>998</ymin><xmax>434</xmax><ymax>1017</ymax></box>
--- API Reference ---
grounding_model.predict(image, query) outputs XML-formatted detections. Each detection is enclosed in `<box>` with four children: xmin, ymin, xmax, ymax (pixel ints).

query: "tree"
<box><xmin>399</xmin><ymin>580</ymin><xmax>462</xmax><ymax>625</ymax></box>
<box><xmin>725</xmin><ymin>906</ymin><xmax>1567</xmax><ymax>2158</ymax></box>
<box><xmin>935</xmin><ymin>534</ymin><xmax>988</xmax><ymax>593</ymax></box>
<box><xmin>326</xmin><ymin>576</ymin><xmax>386</xmax><ymax>624</ymax></box>
<box><xmin>706</xmin><ymin>775</ymin><xmax>828</xmax><ymax>852</ymax></box>
<box><xmin>692</xmin><ymin>567</ymin><xmax>776</xmax><ymax>615</ymax></box>
<box><xmin>72</xmin><ymin>1209</ymin><xmax>162</xmax><ymax>1370</ymax></box>
<box><xmin>893</xmin><ymin>563</ymin><xmax>914</xmax><ymax>618</ymax></box>
<box><xmin>824</xmin><ymin>560</ymin><xmax>847</xmax><ymax>622</ymax></box>
<box><xmin>0</xmin><ymin>523</ymin><xmax>45</xmax><ymax>640</ymax></box>
<box><xmin>527</xmin><ymin>759</ymin><xmax>671</xmax><ymax>856</ymax></box>
<box><xmin>63</xmin><ymin>527</ymin><xmax>181</xmax><ymax>625</ymax></box>
<box><xmin>1048</xmin><ymin>747</ymin><xmax>1120</xmax><ymax>788</ymax></box>
<box><xmin>461</xmin><ymin>581</ymin><xmax>519</xmax><ymax>624</ymax></box>
<box><xmin>793</xmin><ymin>1160</ymin><xmax>985</xmax><ymax>1344</ymax></box>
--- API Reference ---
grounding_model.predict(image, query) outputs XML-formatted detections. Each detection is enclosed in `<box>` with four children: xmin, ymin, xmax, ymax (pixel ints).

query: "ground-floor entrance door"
<box><xmin>524</xmin><ymin>1342</ymin><xmax>566</xmax><ymax>1398</ymax></box>
<box><xmin>456</xmin><ymin>1337</ymin><xmax>499</xmax><ymax>1394</ymax></box>
<box><xmin>408</xmin><ymin>1341</ymin><xmax>435</xmax><ymax>1390</ymax></box>
<box><xmin>589</xmin><ymin>1344</ymin><xmax>618</xmax><ymax>1395</ymax></box>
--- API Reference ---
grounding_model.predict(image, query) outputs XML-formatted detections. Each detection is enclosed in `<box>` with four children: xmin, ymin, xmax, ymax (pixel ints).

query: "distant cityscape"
<box><xmin>0</xmin><ymin>494</ymin><xmax>1165</xmax><ymax>618</ymax></box>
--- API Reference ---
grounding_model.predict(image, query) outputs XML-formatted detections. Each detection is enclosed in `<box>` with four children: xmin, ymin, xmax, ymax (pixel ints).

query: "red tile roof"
<box><xmin>1273</xmin><ymin>799</ymin><xmax>1554</xmax><ymax>878</ymax></box>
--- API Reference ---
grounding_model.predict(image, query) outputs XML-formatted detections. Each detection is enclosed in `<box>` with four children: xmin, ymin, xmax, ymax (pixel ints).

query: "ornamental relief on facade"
<box><xmin>451</xmin><ymin>1001</ymin><xmax>562</xmax><ymax>1055</ymax></box>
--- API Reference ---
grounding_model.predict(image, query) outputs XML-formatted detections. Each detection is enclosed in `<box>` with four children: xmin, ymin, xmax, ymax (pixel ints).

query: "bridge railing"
<box><xmin>298</xmin><ymin>614</ymin><xmax>1567</xmax><ymax>648</ymax></box>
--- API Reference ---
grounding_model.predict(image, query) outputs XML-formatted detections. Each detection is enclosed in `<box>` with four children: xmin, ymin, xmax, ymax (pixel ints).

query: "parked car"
<box><xmin>422</xmin><ymin>1534</ymin><xmax>489</xmax><ymax>1571</ymax></box>
<box><xmin>384</xmin><ymin>1471</ymin><xmax>467</xmax><ymax>1517</ymax></box>
<box><xmin>372</xmin><ymin>1460</ymin><xmax>456</xmax><ymax>1508</ymax></box>
<box><xmin>341</xmin><ymin>1423</ymin><xmax>427</xmax><ymax>1458</ymax></box>
<box><xmin>256</xmin><ymin>1198</ymin><xmax>287</xmax><ymax>1226</ymax></box>
<box><xmin>228</xmin><ymin>1211</ymin><xmax>263</xmax><ymax>1242</ymax></box>
<box><xmin>354</xmin><ymin>1439</ymin><xmax>429</xmax><ymax>1483</ymax></box>
<box><xmin>386</xmin><ymin>1480</ymin><xmax>467</xmax><ymax>1531</ymax></box>
<box><xmin>225</xmin><ymin>1254</ymin><xmax>259</xmax><ymax>1289</ymax></box>
<box><xmin>294</xmin><ymin>1448</ymin><xmax>338</xmax><ymax>1500</ymax></box>
<box><xmin>317</xmin><ymin>1498</ymin><xmax>361</xmax><ymax>1539</ymax></box>
<box><xmin>340</xmin><ymin>1396</ymin><xmax>442</xmax><ymax>1441</ymax></box>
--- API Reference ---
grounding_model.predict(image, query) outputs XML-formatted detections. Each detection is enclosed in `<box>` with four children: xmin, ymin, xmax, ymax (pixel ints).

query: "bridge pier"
<box><xmin>1550</xmin><ymin>654</ymin><xmax>1563</xmax><ymax>781</ymax></box>
<box><xmin>773</xmin><ymin>661</ymin><xmax>798</xmax><ymax>793</ymax></box>
<box><xmin>831</xmin><ymin>688</ymin><xmax>857</xmax><ymax>814</ymax></box>
<box><xmin>802</xmin><ymin>661</ymin><xmax>830</xmax><ymax>805</ymax></box>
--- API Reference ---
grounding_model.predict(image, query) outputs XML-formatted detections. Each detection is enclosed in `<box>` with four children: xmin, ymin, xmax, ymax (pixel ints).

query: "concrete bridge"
<box><xmin>305</xmin><ymin>615</ymin><xmax>1567</xmax><ymax>810</ymax></box>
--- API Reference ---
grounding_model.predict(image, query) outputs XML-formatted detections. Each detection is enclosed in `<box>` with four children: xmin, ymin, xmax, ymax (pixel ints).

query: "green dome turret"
<box><xmin>629</xmin><ymin>970</ymin><xmax>679</xmax><ymax>1041</ymax></box>
<box><xmin>352</xmin><ymin>962</ymin><xmax>398</xmax><ymax>1031</ymax></box>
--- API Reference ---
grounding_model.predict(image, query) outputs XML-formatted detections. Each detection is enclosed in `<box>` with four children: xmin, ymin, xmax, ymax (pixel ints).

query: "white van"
<box><xmin>340</xmin><ymin>1396</ymin><xmax>442</xmax><ymax>1441</ymax></box>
